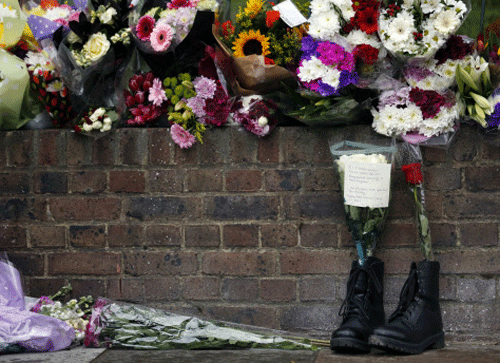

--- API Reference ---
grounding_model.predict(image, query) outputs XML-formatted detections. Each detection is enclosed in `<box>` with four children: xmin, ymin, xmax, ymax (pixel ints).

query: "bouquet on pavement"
<box><xmin>330</xmin><ymin>140</ymin><xmax>396</xmax><ymax>265</ymax></box>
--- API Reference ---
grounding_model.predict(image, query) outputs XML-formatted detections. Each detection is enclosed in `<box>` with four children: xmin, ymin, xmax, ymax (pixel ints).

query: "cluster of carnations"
<box><xmin>75</xmin><ymin>106</ymin><xmax>118</xmax><ymax>133</ymax></box>
<box><xmin>297</xmin><ymin>36</ymin><xmax>359</xmax><ymax>96</ymax></box>
<box><xmin>371</xmin><ymin>86</ymin><xmax>463</xmax><ymax>137</ymax></box>
<box><xmin>123</xmin><ymin>72</ymin><xmax>169</xmax><ymax>126</ymax></box>
<box><xmin>215</xmin><ymin>0</ymin><xmax>305</xmax><ymax>66</ymax></box>
<box><xmin>378</xmin><ymin>0</ymin><xmax>469</xmax><ymax>59</ymax></box>
<box><xmin>230</xmin><ymin>95</ymin><xmax>279</xmax><ymax>137</ymax></box>
<box><xmin>132</xmin><ymin>0</ymin><xmax>199</xmax><ymax>53</ymax></box>
<box><xmin>307</xmin><ymin>0</ymin><xmax>383</xmax><ymax>66</ymax></box>
<box><xmin>403</xmin><ymin>35</ymin><xmax>475</xmax><ymax>92</ymax></box>
<box><xmin>23</xmin><ymin>50</ymin><xmax>75</xmax><ymax>127</ymax></box>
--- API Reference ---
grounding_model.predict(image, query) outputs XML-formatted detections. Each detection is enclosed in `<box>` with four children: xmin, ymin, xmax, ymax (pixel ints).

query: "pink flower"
<box><xmin>68</xmin><ymin>11</ymin><xmax>82</xmax><ymax>22</ymax></box>
<box><xmin>170</xmin><ymin>123</ymin><xmax>196</xmax><ymax>149</ymax></box>
<box><xmin>193</xmin><ymin>76</ymin><xmax>217</xmax><ymax>99</ymax></box>
<box><xmin>150</xmin><ymin>22</ymin><xmax>174</xmax><ymax>52</ymax></box>
<box><xmin>148</xmin><ymin>78</ymin><xmax>167</xmax><ymax>106</ymax></box>
<box><xmin>136</xmin><ymin>15</ymin><xmax>156</xmax><ymax>41</ymax></box>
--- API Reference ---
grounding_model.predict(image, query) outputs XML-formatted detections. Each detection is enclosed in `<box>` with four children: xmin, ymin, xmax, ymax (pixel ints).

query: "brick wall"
<box><xmin>1</xmin><ymin>124</ymin><xmax>499</xmax><ymax>342</ymax></box>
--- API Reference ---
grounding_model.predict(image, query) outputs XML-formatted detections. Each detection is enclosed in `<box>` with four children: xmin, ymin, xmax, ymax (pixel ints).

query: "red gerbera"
<box><xmin>135</xmin><ymin>15</ymin><xmax>155</xmax><ymax>41</ymax></box>
<box><xmin>354</xmin><ymin>6</ymin><xmax>378</xmax><ymax>35</ymax></box>
<box><xmin>266</xmin><ymin>10</ymin><xmax>280</xmax><ymax>28</ymax></box>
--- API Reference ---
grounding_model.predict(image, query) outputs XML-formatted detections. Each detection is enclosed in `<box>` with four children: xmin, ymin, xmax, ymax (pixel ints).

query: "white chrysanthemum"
<box><xmin>333</xmin><ymin>0</ymin><xmax>355</xmax><ymax>20</ymax></box>
<box><xmin>315</xmin><ymin>10</ymin><xmax>341</xmax><ymax>36</ymax></box>
<box><xmin>401</xmin><ymin>0</ymin><xmax>416</xmax><ymax>9</ymax></box>
<box><xmin>346</xmin><ymin>29</ymin><xmax>381</xmax><ymax>48</ymax></box>
<box><xmin>387</xmin><ymin>12</ymin><xmax>415</xmax><ymax>43</ymax></box>
<box><xmin>322</xmin><ymin>68</ymin><xmax>341</xmax><ymax>88</ymax></box>
<box><xmin>297</xmin><ymin>57</ymin><xmax>325</xmax><ymax>82</ymax></box>
<box><xmin>309</xmin><ymin>0</ymin><xmax>331</xmax><ymax>17</ymax></box>
<box><xmin>0</xmin><ymin>3</ymin><xmax>17</xmax><ymax>19</ymax></box>
<box><xmin>336</xmin><ymin>152</ymin><xmax>389</xmax><ymax>172</ymax></box>
<box><xmin>406</xmin><ymin>104</ymin><xmax>424</xmax><ymax>129</ymax></box>
<box><xmin>44</xmin><ymin>7</ymin><xmax>71</xmax><ymax>21</ymax></box>
<box><xmin>445</xmin><ymin>0</ymin><xmax>468</xmax><ymax>14</ymax></box>
<box><xmin>420</xmin><ymin>0</ymin><xmax>444</xmax><ymax>14</ymax></box>
<box><xmin>307</xmin><ymin>21</ymin><xmax>330</xmax><ymax>40</ymax></box>
<box><xmin>434</xmin><ymin>9</ymin><xmax>461</xmax><ymax>34</ymax></box>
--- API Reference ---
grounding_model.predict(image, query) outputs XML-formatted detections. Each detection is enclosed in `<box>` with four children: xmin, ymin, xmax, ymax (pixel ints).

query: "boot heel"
<box><xmin>429</xmin><ymin>334</ymin><xmax>445</xmax><ymax>349</ymax></box>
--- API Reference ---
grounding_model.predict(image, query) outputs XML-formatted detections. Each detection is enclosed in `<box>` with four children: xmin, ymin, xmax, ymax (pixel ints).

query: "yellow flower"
<box><xmin>232</xmin><ymin>29</ymin><xmax>270</xmax><ymax>57</ymax></box>
<box><xmin>244</xmin><ymin>0</ymin><xmax>263</xmax><ymax>19</ymax></box>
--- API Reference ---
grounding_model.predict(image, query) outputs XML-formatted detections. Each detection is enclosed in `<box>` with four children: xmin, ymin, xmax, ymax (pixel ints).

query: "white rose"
<box><xmin>83</xmin><ymin>32</ymin><xmax>110</xmax><ymax>63</ymax></box>
<box><xmin>82</xmin><ymin>123</ymin><xmax>93</xmax><ymax>132</ymax></box>
<box><xmin>101</xmin><ymin>123</ymin><xmax>112</xmax><ymax>132</ymax></box>
<box><xmin>93</xmin><ymin>121</ymin><xmax>103</xmax><ymax>130</ymax></box>
<box><xmin>103</xmin><ymin>117</ymin><xmax>112</xmax><ymax>125</ymax></box>
<box><xmin>94</xmin><ymin>107</ymin><xmax>106</xmax><ymax>117</ymax></box>
<box><xmin>99</xmin><ymin>7</ymin><xmax>117</xmax><ymax>24</ymax></box>
<box><xmin>257</xmin><ymin>116</ymin><xmax>268</xmax><ymax>127</ymax></box>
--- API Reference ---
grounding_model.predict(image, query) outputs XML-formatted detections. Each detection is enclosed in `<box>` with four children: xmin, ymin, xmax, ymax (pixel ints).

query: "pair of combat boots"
<box><xmin>330</xmin><ymin>257</ymin><xmax>444</xmax><ymax>355</ymax></box>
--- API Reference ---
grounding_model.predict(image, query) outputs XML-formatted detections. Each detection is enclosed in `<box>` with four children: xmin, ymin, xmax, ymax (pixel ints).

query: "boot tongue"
<box><xmin>353</xmin><ymin>269</ymin><xmax>368</xmax><ymax>293</ymax></box>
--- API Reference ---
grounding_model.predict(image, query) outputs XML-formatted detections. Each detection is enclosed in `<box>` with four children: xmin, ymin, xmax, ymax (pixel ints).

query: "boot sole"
<box><xmin>369</xmin><ymin>331</ymin><xmax>445</xmax><ymax>355</ymax></box>
<box><xmin>330</xmin><ymin>337</ymin><xmax>371</xmax><ymax>354</ymax></box>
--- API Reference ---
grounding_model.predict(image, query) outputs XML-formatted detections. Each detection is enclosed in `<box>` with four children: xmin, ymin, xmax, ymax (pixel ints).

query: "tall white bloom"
<box><xmin>434</xmin><ymin>9</ymin><xmax>460</xmax><ymax>34</ymax></box>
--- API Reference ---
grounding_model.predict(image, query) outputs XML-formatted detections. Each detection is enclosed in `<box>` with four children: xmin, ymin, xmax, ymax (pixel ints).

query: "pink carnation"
<box><xmin>150</xmin><ymin>22</ymin><xmax>174</xmax><ymax>52</ymax></box>
<box><xmin>170</xmin><ymin>123</ymin><xmax>196</xmax><ymax>149</ymax></box>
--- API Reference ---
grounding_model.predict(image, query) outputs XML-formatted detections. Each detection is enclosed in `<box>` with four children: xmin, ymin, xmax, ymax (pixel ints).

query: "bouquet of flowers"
<box><xmin>23</xmin><ymin>49</ymin><xmax>75</xmax><ymax>127</ymax></box>
<box><xmin>122</xmin><ymin>71</ymin><xmax>169</xmax><ymax>126</ymax></box>
<box><xmin>74</xmin><ymin>106</ymin><xmax>119</xmax><ymax>134</ymax></box>
<box><xmin>230</xmin><ymin>94</ymin><xmax>279</xmax><ymax>136</ymax></box>
<box><xmin>213</xmin><ymin>0</ymin><xmax>307</xmax><ymax>94</ymax></box>
<box><xmin>378</xmin><ymin>0</ymin><xmax>470</xmax><ymax>62</ymax></box>
<box><xmin>371</xmin><ymin>83</ymin><xmax>464</xmax><ymax>141</ymax></box>
<box><xmin>330</xmin><ymin>140</ymin><xmax>396</xmax><ymax>265</ymax></box>
<box><xmin>84</xmin><ymin>298</ymin><xmax>316</xmax><ymax>349</ymax></box>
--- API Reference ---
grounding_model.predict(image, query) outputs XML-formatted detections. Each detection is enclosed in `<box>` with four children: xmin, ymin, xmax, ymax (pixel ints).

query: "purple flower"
<box><xmin>187</xmin><ymin>96</ymin><xmax>206</xmax><ymax>118</ymax></box>
<box><xmin>193</xmin><ymin>76</ymin><xmax>217</xmax><ymax>99</ymax></box>
<box><xmin>317</xmin><ymin>41</ymin><xmax>345</xmax><ymax>66</ymax></box>
<box><xmin>338</xmin><ymin>70</ymin><xmax>358</xmax><ymax>88</ymax></box>
<box><xmin>301</xmin><ymin>36</ymin><xmax>319</xmax><ymax>59</ymax></box>
<box><xmin>316</xmin><ymin>80</ymin><xmax>338</xmax><ymax>97</ymax></box>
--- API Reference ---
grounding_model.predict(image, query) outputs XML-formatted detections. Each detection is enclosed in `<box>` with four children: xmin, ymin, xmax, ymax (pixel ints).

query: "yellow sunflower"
<box><xmin>244</xmin><ymin>0</ymin><xmax>263</xmax><ymax>19</ymax></box>
<box><xmin>232</xmin><ymin>29</ymin><xmax>270</xmax><ymax>58</ymax></box>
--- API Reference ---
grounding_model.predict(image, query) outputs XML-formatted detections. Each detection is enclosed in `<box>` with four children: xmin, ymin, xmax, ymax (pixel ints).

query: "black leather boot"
<box><xmin>369</xmin><ymin>260</ymin><xmax>445</xmax><ymax>354</ymax></box>
<box><xmin>330</xmin><ymin>256</ymin><xmax>385</xmax><ymax>353</ymax></box>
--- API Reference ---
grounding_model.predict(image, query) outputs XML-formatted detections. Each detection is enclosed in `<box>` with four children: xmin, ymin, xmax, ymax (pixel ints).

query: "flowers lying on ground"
<box><xmin>230</xmin><ymin>95</ymin><xmax>279</xmax><ymax>137</ymax></box>
<box><xmin>75</xmin><ymin>107</ymin><xmax>119</xmax><ymax>133</ymax></box>
<box><xmin>378</xmin><ymin>0</ymin><xmax>469</xmax><ymax>60</ymax></box>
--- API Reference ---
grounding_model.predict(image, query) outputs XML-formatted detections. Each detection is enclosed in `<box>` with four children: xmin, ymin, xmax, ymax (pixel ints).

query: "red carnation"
<box><xmin>402</xmin><ymin>163</ymin><xmax>423</xmax><ymax>185</ymax></box>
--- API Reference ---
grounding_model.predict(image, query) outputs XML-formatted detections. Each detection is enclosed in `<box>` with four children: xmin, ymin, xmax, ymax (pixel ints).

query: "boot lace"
<box><xmin>339</xmin><ymin>264</ymin><xmax>383</xmax><ymax>322</ymax></box>
<box><xmin>388</xmin><ymin>266</ymin><xmax>418</xmax><ymax>324</ymax></box>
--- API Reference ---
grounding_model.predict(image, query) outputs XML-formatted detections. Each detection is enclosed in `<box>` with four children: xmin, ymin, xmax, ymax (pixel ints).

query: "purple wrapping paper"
<box><xmin>0</xmin><ymin>260</ymin><xmax>25</xmax><ymax>310</ymax></box>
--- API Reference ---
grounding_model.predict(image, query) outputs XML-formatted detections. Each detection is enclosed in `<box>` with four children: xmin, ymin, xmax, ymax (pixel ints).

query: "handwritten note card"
<box><xmin>272</xmin><ymin>0</ymin><xmax>307</xmax><ymax>28</ymax></box>
<box><xmin>344</xmin><ymin>162</ymin><xmax>392</xmax><ymax>208</ymax></box>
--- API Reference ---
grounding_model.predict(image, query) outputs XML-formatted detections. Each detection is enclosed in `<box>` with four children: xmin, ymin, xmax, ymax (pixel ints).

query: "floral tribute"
<box><xmin>296</xmin><ymin>35</ymin><xmax>359</xmax><ymax>97</ymax></box>
<box><xmin>75</xmin><ymin>106</ymin><xmax>118</xmax><ymax>133</ymax></box>
<box><xmin>378</xmin><ymin>0</ymin><xmax>469</xmax><ymax>60</ymax></box>
<box><xmin>123</xmin><ymin>71</ymin><xmax>169</xmax><ymax>126</ymax></box>
<box><xmin>230</xmin><ymin>94</ymin><xmax>279</xmax><ymax>137</ymax></box>
<box><xmin>131</xmin><ymin>0</ymin><xmax>200</xmax><ymax>53</ymax></box>
<box><xmin>23</xmin><ymin>49</ymin><xmax>75</xmax><ymax>127</ymax></box>
<box><xmin>214</xmin><ymin>0</ymin><xmax>306</xmax><ymax>66</ymax></box>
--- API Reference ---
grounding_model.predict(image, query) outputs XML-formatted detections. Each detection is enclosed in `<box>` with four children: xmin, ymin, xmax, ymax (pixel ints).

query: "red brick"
<box><xmin>285</xmin><ymin>194</ymin><xmax>344</xmax><ymax>220</ymax></box>
<box><xmin>0</xmin><ymin>226</ymin><xmax>27</xmax><ymax>249</ymax></box>
<box><xmin>202</xmin><ymin>251</ymin><xmax>275</xmax><ymax>276</ymax></box>
<box><xmin>260</xmin><ymin>279</ymin><xmax>296</xmax><ymax>302</ymax></box>
<box><xmin>221</xmin><ymin>278</ymin><xmax>259</xmax><ymax>301</ymax></box>
<box><xmin>205</xmin><ymin>195</ymin><xmax>279</xmax><ymax>220</ymax></box>
<box><xmin>203</xmin><ymin>305</ymin><xmax>276</xmax><ymax>329</ymax></box>
<box><xmin>37</xmin><ymin>130</ymin><xmax>60</xmax><ymax>166</ymax></box>
<box><xmin>148</xmin><ymin>129</ymin><xmax>172</xmax><ymax>165</ymax></box>
<box><xmin>299</xmin><ymin>223</ymin><xmax>337</xmax><ymax>247</ymax></box>
<box><xmin>7</xmin><ymin>131</ymin><xmax>33</xmax><ymax>167</ymax></box>
<box><xmin>34</xmin><ymin>171</ymin><xmax>68</xmax><ymax>194</ymax></box>
<box><xmin>109</xmin><ymin>170</ymin><xmax>145</xmax><ymax>193</ymax></box>
<box><xmin>65</xmin><ymin>132</ymin><xmax>90</xmax><ymax>166</ymax></box>
<box><xmin>148</xmin><ymin>169</ymin><xmax>185</xmax><ymax>193</ymax></box>
<box><xmin>380</xmin><ymin>222</ymin><xmax>417</xmax><ymax>247</ymax></box>
<box><xmin>108</xmin><ymin>224</ymin><xmax>143</xmax><ymax>247</ymax></box>
<box><xmin>225</xmin><ymin>170</ymin><xmax>262</xmax><ymax>192</ymax></box>
<box><xmin>437</xmin><ymin>250</ymin><xmax>500</xmax><ymax>274</ymax></box>
<box><xmin>302</xmin><ymin>168</ymin><xmax>338</xmax><ymax>192</ymax></box>
<box><xmin>186</xmin><ymin>169</ymin><xmax>223</xmax><ymax>192</ymax></box>
<box><xmin>280</xmin><ymin>250</ymin><xmax>354</xmax><ymax>274</ymax></box>
<box><xmin>68</xmin><ymin>279</ymin><xmax>106</xmax><ymax>299</ymax></box>
<box><xmin>430</xmin><ymin>222</ymin><xmax>457</xmax><ymax>248</ymax></box>
<box><xmin>223</xmin><ymin>224</ymin><xmax>258</xmax><ymax>247</ymax></box>
<box><xmin>425</xmin><ymin>167</ymin><xmax>461</xmax><ymax>190</ymax></box>
<box><xmin>198</xmin><ymin>128</ymin><xmax>228</xmax><ymax>165</ymax></box>
<box><xmin>145</xmin><ymin>225</ymin><xmax>182</xmax><ymax>247</ymax></box>
<box><xmin>49</xmin><ymin>252</ymin><xmax>121</xmax><ymax>275</ymax></box>
<box><xmin>264</xmin><ymin>169</ymin><xmax>301</xmax><ymax>191</ymax></box>
<box><xmin>92</xmin><ymin>132</ymin><xmax>117</xmax><ymax>166</ymax></box>
<box><xmin>8</xmin><ymin>253</ymin><xmax>44</xmax><ymax>276</ymax></box>
<box><xmin>69</xmin><ymin>225</ymin><xmax>106</xmax><ymax>248</ymax></box>
<box><xmin>261</xmin><ymin>223</ymin><xmax>298</xmax><ymax>247</ymax></box>
<box><xmin>443</xmin><ymin>194</ymin><xmax>500</xmax><ymax>218</ymax></box>
<box><xmin>48</xmin><ymin>197</ymin><xmax>121</xmax><ymax>221</ymax></box>
<box><xmin>25</xmin><ymin>278</ymin><xmax>66</xmax><ymax>298</ymax></box>
<box><xmin>425</xmin><ymin>192</ymin><xmax>443</xmax><ymax>219</ymax></box>
<box><xmin>183</xmin><ymin>276</ymin><xmax>220</xmax><ymax>300</ymax></box>
<box><xmin>465</xmin><ymin>166</ymin><xmax>500</xmax><ymax>191</ymax></box>
<box><xmin>144</xmin><ymin>276</ymin><xmax>181</xmax><ymax>301</ymax></box>
<box><xmin>257</xmin><ymin>130</ymin><xmax>279</xmax><ymax>163</ymax></box>
<box><xmin>312</xmin><ymin>129</ymin><xmax>337</xmax><ymax>164</ymax></box>
<box><xmin>377</xmin><ymin>249</ymin><xmax>427</xmax><ymax>274</ymax></box>
<box><xmin>281</xmin><ymin>128</ymin><xmax>313</xmax><ymax>164</ymax></box>
<box><xmin>451</xmin><ymin>125</ymin><xmax>479</xmax><ymax>162</ymax></box>
<box><xmin>387</xmin><ymin>191</ymin><xmax>415</xmax><ymax>219</ymax></box>
<box><xmin>123</xmin><ymin>251</ymin><xmax>197</xmax><ymax>276</ymax></box>
<box><xmin>69</xmin><ymin>171</ymin><xmax>107</xmax><ymax>194</ymax></box>
<box><xmin>118</xmin><ymin>129</ymin><xmax>147</xmax><ymax>165</ymax></box>
<box><xmin>126</xmin><ymin>196</ymin><xmax>200</xmax><ymax>221</ymax></box>
<box><xmin>0</xmin><ymin>172</ymin><xmax>30</xmax><ymax>194</ymax></box>
<box><xmin>421</xmin><ymin>146</ymin><xmax>448</xmax><ymax>164</ymax></box>
<box><xmin>299</xmin><ymin>276</ymin><xmax>336</xmax><ymax>302</ymax></box>
<box><xmin>107</xmin><ymin>278</ymin><xmax>144</xmax><ymax>302</ymax></box>
<box><xmin>185</xmin><ymin>225</ymin><xmax>220</xmax><ymax>247</ymax></box>
<box><xmin>30</xmin><ymin>225</ymin><xmax>66</xmax><ymax>248</ymax></box>
<box><xmin>229</xmin><ymin>129</ymin><xmax>258</xmax><ymax>164</ymax></box>
<box><xmin>459</xmin><ymin>223</ymin><xmax>498</xmax><ymax>247</ymax></box>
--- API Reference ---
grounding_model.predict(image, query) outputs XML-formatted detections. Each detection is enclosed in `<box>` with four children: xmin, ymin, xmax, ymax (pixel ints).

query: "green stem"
<box><xmin>412</xmin><ymin>185</ymin><xmax>433</xmax><ymax>260</ymax></box>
